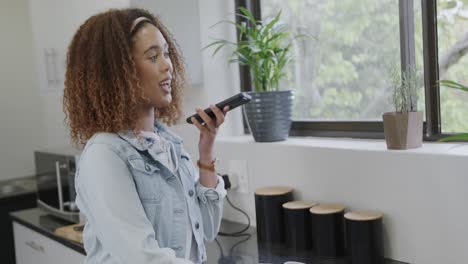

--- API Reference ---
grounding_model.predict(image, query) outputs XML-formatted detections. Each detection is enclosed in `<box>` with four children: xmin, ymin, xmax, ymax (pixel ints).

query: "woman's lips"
<box><xmin>159</xmin><ymin>79</ymin><xmax>172</xmax><ymax>93</ymax></box>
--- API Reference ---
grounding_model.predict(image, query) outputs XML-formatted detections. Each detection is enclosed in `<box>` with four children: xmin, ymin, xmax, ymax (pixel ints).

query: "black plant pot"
<box><xmin>244</xmin><ymin>90</ymin><xmax>294</xmax><ymax>142</ymax></box>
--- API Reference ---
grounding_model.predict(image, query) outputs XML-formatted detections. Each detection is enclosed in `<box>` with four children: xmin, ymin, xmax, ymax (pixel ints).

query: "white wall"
<box><xmin>171</xmin><ymin>0</ymin><xmax>244</xmax><ymax>156</ymax></box>
<box><xmin>0</xmin><ymin>0</ymin><xmax>46</xmax><ymax>180</ymax></box>
<box><xmin>211</xmin><ymin>138</ymin><xmax>468</xmax><ymax>264</ymax></box>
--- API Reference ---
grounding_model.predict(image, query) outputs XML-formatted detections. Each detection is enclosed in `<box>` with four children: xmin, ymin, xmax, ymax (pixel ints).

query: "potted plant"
<box><xmin>438</xmin><ymin>80</ymin><xmax>468</xmax><ymax>141</ymax></box>
<box><xmin>383</xmin><ymin>66</ymin><xmax>423</xmax><ymax>149</ymax></box>
<box><xmin>205</xmin><ymin>7</ymin><xmax>305</xmax><ymax>142</ymax></box>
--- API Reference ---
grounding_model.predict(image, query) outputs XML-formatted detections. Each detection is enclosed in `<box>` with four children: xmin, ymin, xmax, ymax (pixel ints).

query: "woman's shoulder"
<box><xmin>87</xmin><ymin>132</ymin><xmax>122</xmax><ymax>145</ymax></box>
<box><xmin>82</xmin><ymin>132</ymin><xmax>134</xmax><ymax>160</ymax></box>
<box><xmin>81</xmin><ymin>133</ymin><xmax>124</xmax><ymax>159</ymax></box>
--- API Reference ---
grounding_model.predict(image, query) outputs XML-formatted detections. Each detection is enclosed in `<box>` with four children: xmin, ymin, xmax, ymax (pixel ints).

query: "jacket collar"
<box><xmin>155</xmin><ymin>121</ymin><xmax>183</xmax><ymax>145</ymax></box>
<box><xmin>117</xmin><ymin>121</ymin><xmax>184</xmax><ymax>180</ymax></box>
<box><xmin>118</xmin><ymin>121</ymin><xmax>183</xmax><ymax>151</ymax></box>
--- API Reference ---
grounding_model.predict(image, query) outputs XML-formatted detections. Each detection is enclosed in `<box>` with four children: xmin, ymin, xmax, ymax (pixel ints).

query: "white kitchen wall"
<box><xmin>0</xmin><ymin>0</ymin><xmax>46</xmax><ymax>180</ymax></box>
<box><xmin>212</xmin><ymin>137</ymin><xmax>468</xmax><ymax>264</ymax></box>
<box><xmin>170</xmin><ymin>0</ymin><xmax>244</xmax><ymax>155</ymax></box>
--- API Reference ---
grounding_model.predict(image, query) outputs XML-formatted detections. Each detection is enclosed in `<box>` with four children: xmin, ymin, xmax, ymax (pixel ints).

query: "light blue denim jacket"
<box><xmin>75</xmin><ymin>121</ymin><xmax>226</xmax><ymax>264</ymax></box>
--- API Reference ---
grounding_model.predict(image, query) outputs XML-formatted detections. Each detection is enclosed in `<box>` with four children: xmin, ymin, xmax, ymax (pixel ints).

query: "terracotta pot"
<box><xmin>382</xmin><ymin>111</ymin><xmax>423</xmax><ymax>150</ymax></box>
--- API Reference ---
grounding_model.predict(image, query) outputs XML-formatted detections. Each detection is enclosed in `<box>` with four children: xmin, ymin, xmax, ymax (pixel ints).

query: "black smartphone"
<box><xmin>186</xmin><ymin>92</ymin><xmax>252</xmax><ymax>124</ymax></box>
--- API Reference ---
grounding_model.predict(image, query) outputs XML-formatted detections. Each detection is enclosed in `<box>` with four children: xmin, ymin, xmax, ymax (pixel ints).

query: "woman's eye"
<box><xmin>150</xmin><ymin>55</ymin><xmax>157</xmax><ymax>62</ymax></box>
<box><xmin>164</xmin><ymin>51</ymin><xmax>170</xmax><ymax>58</ymax></box>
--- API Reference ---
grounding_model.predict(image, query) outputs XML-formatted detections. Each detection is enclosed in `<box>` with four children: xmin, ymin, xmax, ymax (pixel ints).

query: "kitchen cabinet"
<box><xmin>28</xmin><ymin>0</ymin><xmax>202</xmax><ymax>94</ymax></box>
<box><xmin>13</xmin><ymin>222</ymin><xmax>84</xmax><ymax>264</ymax></box>
<box><xmin>28</xmin><ymin>0</ymin><xmax>129</xmax><ymax>93</ymax></box>
<box><xmin>0</xmin><ymin>177</ymin><xmax>37</xmax><ymax>264</ymax></box>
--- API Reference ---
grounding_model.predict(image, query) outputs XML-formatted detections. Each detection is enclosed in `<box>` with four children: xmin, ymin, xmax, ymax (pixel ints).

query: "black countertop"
<box><xmin>10</xmin><ymin>208</ymin><xmax>408</xmax><ymax>264</ymax></box>
<box><xmin>207</xmin><ymin>221</ymin><xmax>408</xmax><ymax>264</ymax></box>
<box><xmin>10</xmin><ymin>208</ymin><xmax>85</xmax><ymax>255</ymax></box>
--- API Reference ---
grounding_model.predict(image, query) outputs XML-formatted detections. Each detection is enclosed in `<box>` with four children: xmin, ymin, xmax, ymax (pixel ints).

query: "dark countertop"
<box><xmin>10</xmin><ymin>208</ymin><xmax>85</xmax><ymax>255</ymax></box>
<box><xmin>10</xmin><ymin>208</ymin><xmax>408</xmax><ymax>264</ymax></box>
<box><xmin>206</xmin><ymin>221</ymin><xmax>408</xmax><ymax>264</ymax></box>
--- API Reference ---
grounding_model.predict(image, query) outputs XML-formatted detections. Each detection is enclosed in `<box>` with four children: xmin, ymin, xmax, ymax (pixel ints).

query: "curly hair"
<box><xmin>64</xmin><ymin>8</ymin><xmax>186</xmax><ymax>146</ymax></box>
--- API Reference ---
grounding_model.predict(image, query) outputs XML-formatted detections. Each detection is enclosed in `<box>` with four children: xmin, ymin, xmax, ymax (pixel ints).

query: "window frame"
<box><xmin>235</xmin><ymin>0</ymin><xmax>454</xmax><ymax>141</ymax></box>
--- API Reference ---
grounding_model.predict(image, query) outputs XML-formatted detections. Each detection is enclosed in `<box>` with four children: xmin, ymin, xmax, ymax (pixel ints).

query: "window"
<box><xmin>236</xmin><ymin>0</ymin><xmax>468</xmax><ymax>140</ymax></box>
<box><xmin>436</xmin><ymin>0</ymin><xmax>468</xmax><ymax>133</ymax></box>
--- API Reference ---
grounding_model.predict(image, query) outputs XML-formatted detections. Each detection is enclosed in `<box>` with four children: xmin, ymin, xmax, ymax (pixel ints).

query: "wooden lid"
<box><xmin>255</xmin><ymin>186</ymin><xmax>293</xmax><ymax>196</ymax></box>
<box><xmin>309</xmin><ymin>203</ymin><xmax>345</xmax><ymax>215</ymax></box>
<box><xmin>344</xmin><ymin>211</ymin><xmax>383</xmax><ymax>221</ymax></box>
<box><xmin>282</xmin><ymin>200</ymin><xmax>319</xmax><ymax>210</ymax></box>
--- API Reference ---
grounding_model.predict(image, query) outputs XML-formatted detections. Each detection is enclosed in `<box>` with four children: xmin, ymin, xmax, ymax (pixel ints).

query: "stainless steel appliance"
<box><xmin>35</xmin><ymin>146</ymin><xmax>81</xmax><ymax>223</ymax></box>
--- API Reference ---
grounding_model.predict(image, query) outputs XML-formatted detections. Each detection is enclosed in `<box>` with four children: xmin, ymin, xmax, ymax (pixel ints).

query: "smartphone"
<box><xmin>186</xmin><ymin>92</ymin><xmax>252</xmax><ymax>124</ymax></box>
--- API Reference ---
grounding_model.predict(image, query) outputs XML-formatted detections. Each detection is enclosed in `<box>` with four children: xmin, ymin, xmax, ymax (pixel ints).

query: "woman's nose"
<box><xmin>161</xmin><ymin>56</ymin><xmax>173</xmax><ymax>73</ymax></box>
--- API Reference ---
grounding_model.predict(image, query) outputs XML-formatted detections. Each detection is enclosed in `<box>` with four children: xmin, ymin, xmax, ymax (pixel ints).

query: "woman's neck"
<box><xmin>134</xmin><ymin>107</ymin><xmax>155</xmax><ymax>132</ymax></box>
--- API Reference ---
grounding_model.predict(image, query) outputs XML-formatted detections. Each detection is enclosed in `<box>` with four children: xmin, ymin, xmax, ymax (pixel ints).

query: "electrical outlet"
<box><xmin>228</xmin><ymin>173</ymin><xmax>239</xmax><ymax>190</ymax></box>
<box><xmin>228</xmin><ymin>160</ymin><xmax>249</xmax><ymax>193</ymax></box>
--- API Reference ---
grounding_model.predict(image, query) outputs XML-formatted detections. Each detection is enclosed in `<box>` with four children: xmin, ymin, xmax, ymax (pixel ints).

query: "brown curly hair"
<box><xmin>64</xmin><ymin>8</ymin><xmax>186</xmax><ymax>146</ymax></box>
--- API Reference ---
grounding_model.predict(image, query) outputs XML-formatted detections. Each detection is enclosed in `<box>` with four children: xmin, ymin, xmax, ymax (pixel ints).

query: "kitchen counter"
<box><xmin>10</xmin><ymin>208</ymin><xmax>408</xmax><ymax>264</ymax></box>
<box><xmin>10</xmin><ymin>208</ymin><xmax>85</xmax><ymax>255</ymax></box>
<box><xmin>1</xmin><ymin>177</ymin><xmax>38</xmax><ymax>263</ymax></box>
<box><xmin>207</xmin><ymin>221</ymin><xmax>408</xmax><ymax>264</ymax></box>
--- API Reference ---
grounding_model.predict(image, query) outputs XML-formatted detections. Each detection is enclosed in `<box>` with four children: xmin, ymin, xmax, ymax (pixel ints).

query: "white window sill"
<box><xmin>217</xmin><ymin>135</ymin><xmax>468</xmax><ymax>157</ymax></box>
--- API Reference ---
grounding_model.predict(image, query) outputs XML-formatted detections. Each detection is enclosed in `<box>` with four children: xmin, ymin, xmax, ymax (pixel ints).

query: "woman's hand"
<box><xmin>191</xmin><ymin>105</ymin><xmax>229</xmax><ymax>163</ymax></box>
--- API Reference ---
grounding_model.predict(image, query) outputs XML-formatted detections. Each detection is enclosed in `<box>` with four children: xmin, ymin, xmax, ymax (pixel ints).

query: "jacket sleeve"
<box><xmin>195</xmin><ymin>175</ymin><xmax>227</xmax><ymax>242</ymax></box>
<box><xmin>75</xmin><ymin>143</ymin><xmax>192</xmax><ymax>264</ymax></box>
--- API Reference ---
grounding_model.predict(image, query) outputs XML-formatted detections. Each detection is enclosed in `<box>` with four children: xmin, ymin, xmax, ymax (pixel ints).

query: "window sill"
<box><xmin>217</xmin><ymin>135</ymin><xmax>468</xmax><ymax>157</ymax></box>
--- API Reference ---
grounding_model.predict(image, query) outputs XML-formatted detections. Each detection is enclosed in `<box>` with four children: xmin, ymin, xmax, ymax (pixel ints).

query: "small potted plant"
<box><xmin>383</xmin><ymin>66</ymin><xmax>423</xmax><ymax>149</ymax></box>
<box><xmin>438</xmin><ymin>80</ymin><xmax>468</xmax><ymax>141</ymax></box>
<box><xmin>205</xmin><ymin>7</ymin><xmax>306</xmax><ymax>142</ymax></box>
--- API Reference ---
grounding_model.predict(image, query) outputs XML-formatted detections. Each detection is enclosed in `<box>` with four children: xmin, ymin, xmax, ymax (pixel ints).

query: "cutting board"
<box><xmin>54</xmin><ymin>224</ymin><xmax>83</xmax><ymax>244</ymax></box>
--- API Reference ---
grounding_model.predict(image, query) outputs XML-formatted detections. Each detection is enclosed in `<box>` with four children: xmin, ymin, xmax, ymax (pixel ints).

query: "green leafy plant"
<box><xmin>438</xmin><ymin>80</ymin><xmax>468</xmax><ymax>142</ymax></box>
<box><xmin>388</xmin><ymin>65</ymin><xmax>421</xmax><ymax>113</ymax></box>
<box><xmin>205</xmin><ymin>7</ymin><xmax>308</xmax><ymax>92</ymax></box>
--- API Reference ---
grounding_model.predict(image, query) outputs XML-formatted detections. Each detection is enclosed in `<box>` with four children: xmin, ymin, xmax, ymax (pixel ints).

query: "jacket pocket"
<box><xmin>180</xmin><ymin>151</ymin><xmax>198</xmax><ymax>183</ymax></box>
<box><xmin>128</xmin><ymin>158</ymin><xmax>163</xmax><ymax>203</ymax></box>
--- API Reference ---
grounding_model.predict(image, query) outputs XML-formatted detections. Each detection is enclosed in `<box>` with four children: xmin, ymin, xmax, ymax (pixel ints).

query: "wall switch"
<box><xmin>228</xmin><ymin>160</ymin><xmax>249</xmax><ymax>193</ymax></box>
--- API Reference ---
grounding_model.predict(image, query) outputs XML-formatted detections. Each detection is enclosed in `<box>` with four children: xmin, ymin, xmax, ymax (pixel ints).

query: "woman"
<box><xmin>63</xmin><ymin>8</ymin><xmax>228</xmax><ymax>264</ymax></box>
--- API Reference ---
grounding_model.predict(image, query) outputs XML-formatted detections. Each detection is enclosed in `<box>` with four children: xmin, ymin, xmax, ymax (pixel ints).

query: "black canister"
<box><xmin>282</xmin><ymin>201</ymin><xmax>318</xmax><ymax>254</ymax></box>
<box><xmin>345</xmin><ymin>211</ymin><xmax>384</xmax><ymax>264</ymax></box>
<box><xmin>309</xmin><ymin>203</ymin><xmax>346</xmax><ymax>257</ymax></box>
<box><xmin>255</xmin><ymin>186</ymin><xmax>294</xmax><ymax>247</ymax></box>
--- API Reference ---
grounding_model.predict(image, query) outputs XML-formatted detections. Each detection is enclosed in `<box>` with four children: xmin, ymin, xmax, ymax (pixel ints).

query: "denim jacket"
<box><xmin>75</xmin><ymin>121</ymin><xmax>226</xmax><ymax>264</ymax></box>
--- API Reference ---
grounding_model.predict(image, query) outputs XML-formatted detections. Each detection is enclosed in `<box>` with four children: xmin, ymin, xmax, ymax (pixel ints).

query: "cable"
<box><xmin>218</xmin><ymin>195</ymin><xmax>251</xmax><ymax>237</ymax></box>
<box><xmin>229</xmin><ymin>233</ymin><xmax>251</xmax><ymax>256</ymax></box>
<box><xmin>215</xmin><ymin>172</ymin><xmax>252</xmax><ymax>259</ymax></box>
<box><xmin>214</xmin><ymin>238</ymin><xmax>225</xmax><ymax>257</ymax></box>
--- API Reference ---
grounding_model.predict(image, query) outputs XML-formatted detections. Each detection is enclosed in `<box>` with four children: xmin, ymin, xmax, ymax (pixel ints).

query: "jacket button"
<box><xmin>195</xmin><ymin>222</ymin><xmax>200</xmax><ymax>229</ymax></box>
<box><xmin>188</xmin><ymin>189</ymin><xmax>194</xmax><ymax>197</ymax></box>
<box><xmin>145</xmin><ymin>164</ymin><xmax>151</xmax><ymax>172</ymax></box>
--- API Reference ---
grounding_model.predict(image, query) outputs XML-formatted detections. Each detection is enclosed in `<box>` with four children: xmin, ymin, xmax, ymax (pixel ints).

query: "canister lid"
<box><xmin>255</xmin><ymin>186</ymin><xmax>293</xmax><ymax>196</ymax></box>
<box><xmin>344</xmin><ymin>211</ymin><xmax>383</xmax><ymax>221</ymax></box>
<box><xmin>282</xmin><ymin>200</ymin><xmax>318</xmax><ymax>210</ymax></box>
<box><xmin>309</xmin><ymin>203</ymin><xmax>345</xmax><ymax>215</ymax></box>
